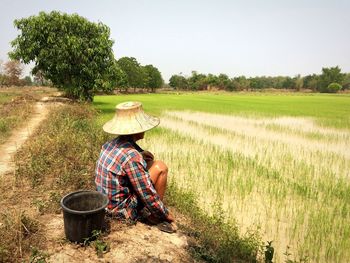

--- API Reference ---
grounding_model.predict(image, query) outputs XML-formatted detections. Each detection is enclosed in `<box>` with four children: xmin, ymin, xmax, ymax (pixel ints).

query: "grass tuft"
<box><xmin>166</xmin><ymin>181</ymin><xmax>261</xmax><ymax>262</ymax></box>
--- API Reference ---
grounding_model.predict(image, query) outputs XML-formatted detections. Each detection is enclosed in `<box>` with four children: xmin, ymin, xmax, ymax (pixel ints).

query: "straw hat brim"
<box><xmin>102</xmin><ymin>111</ymin><xmax>160</xmax><ymax>135</ymax></box>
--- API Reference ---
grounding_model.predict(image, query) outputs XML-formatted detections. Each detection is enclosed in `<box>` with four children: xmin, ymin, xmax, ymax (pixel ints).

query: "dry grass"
<box><xmin>0</xmin><ymin>102</ymin><xmax>108</xmax><ymax>262</ymax></box>
<box><xmin>0</xmin><ymin>86</ymin><xmax>58</xmax><ymax>143</ymax></box>
<box><xmin>0</xmin><ymin>210</ymin><xmax>43</xmax><ymax>262</ymax></box>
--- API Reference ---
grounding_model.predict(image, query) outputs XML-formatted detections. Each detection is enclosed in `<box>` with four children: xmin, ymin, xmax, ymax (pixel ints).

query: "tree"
<box><xmin>294</xmin><ymin>74</ymin><xmax>303</xmax><ymax>91</ymax></box>
<box><xmin>318</xmin><ymin>66</ymin><xmax>345</xmax><ymax>92</ymax></box>
<box><xmin>326</xmin><ymin>83</ymin><xmax>342</xmax><ymax>93</ymax></box>
<box><xmin>217</xmin><ymin>74</ymin><xmax>231</xmax><ymax>90</ymax></box>
<box><xmin>143</xmin><ymin>65</ymin><xmax>163</xmax><ymax>92</ymax></box>
<box><xmin>23</xmin><ymin>76</ymin><xmax>33</xmax><ymax>86</ymax></box>
<box><xmin>9</xmin><ymin>11</ymin><xmax>123</xmax><ymax>101</ymax></box>
<box><xmin>205</xmin><ymin>74</ymin><xmax>220</xmax><ymax>87</ymax></box>
<box><xmin>117</xmin><ymin>57</ymin><xmax>145</xmax><ymax>92</ymax></box>
<box><xmin>234</xmin><ymin>76</ymin><xmax>250</xmax><ymax>91</ymax></box>
<box><xmin>282</xmin><ymin>77</ymin><xmax>295</xmax><ymax>89</ymax></box>
<box><xmin>188</xmin><ymin>71</ymin><xmax>207</xmax><ymax>90</ymax></box>
<box><xmin>169</xmin><ymin>74</ymin><xmax>188</xmax><ymax>90</ymax></box>
<box><xmin>33</xmin><ymin>70</ymin><xmax>48</xmax><ymax>86</ymax></box>
<box><xmin>4</xmin><ymin>60</ymin><xmax>23</xmax><ymax>86</ymax></box>
<box><xmin>342</xmin><ymin>73</ymin><xmax>350</xmax><ymax>90</ymax></box>
<box><xmin>303</xmin><ymin>74</ymin><xmax>319</xmax><ymax>91</ymax></box>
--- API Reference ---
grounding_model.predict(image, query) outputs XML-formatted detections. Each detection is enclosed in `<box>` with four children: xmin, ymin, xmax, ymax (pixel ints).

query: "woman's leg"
<box><xmin>148</xmin><ymin>160</ymin><xmax>168</xmax><ymax>200</ymax></box>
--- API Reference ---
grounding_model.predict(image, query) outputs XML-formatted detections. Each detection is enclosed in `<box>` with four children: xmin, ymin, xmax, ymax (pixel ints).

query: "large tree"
<box><xmin>318</xmin><ymin>66</ymin><xmax>345</xmax><ymax>92</ymax></box>
<box><xmin>169</xmin><ymin>74</ymin><xmax>188</xmax><ymax>90</ymax></box>
<box><xmin>117</xmin><ymin>57</ymin><xmax>145</xmax><ymax>92</ymax></box>
<box><xmin>234</xmin><ymin>76</ymin><xmax>250</xmax><ymax>91</ymax></box>
<box><xmin>9</xmin><ymin>11</ymin><xmax>124</xmax><ymax>101</ymax></box>
<box><xmin>188</xmin><ymin>71</ymin><xmax>207</xmax><ymax>90</ymax></box>
<box><xmin>342</xmin><ymin>73</ymin><xmax>350</xmax><ymax>90</ymax></box>
<box><xmin>143</xmin><ymin>64</ymin><xmax>163</xmax><ymax>92</ymax></box>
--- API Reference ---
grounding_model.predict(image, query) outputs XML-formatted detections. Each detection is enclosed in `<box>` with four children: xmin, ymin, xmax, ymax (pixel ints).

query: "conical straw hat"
<box><xmin>103</xmin><ymin>101</ymin><xmax>160</xmax><ymax>135</ymax></box>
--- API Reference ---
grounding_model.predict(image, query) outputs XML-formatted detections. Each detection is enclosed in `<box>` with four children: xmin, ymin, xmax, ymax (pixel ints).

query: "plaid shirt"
<box><xmin>95</xmin><ymin>136</ymin><xmax>169</xmax><ymax>221</ymax></box>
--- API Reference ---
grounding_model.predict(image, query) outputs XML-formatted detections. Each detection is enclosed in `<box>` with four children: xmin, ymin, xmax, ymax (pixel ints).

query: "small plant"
<box><xmin>83</xmin><ymin>229</ymin><xmax>102</xmax><ymax>246</ymax></box>
<box><xmin>284</xmin><ymin>246</ymin><xmax>309</xmax><ymax>263</ymax></box>
<box><xmin>264</xmin><ymin>241</ymin><xmax>274</xmax><ymax>263</ymax></box>
<box><xmin>325</xmin><ymin>82</ymin><xmax>342</xmax><ymax>93</ymax></box>
<box><xmin>20</xmin><ymin>213</ymin><xmax>39</xmax><ymax>237</ymax></box>
<box><xmin>94</xmin><ymin>239</ymin><xmax>109</xmax><ymax>258</ymax></box>
<box><xmin>83</xmin><ymin>230</ymin><xmax>109</xmax><ymax>258</ymax></box>
<box><xmin>32</xmin><ymin>199</ymin><xmax>48</xmax><ymax>214</ymax></box>
<box><xmin>29</xmin><ymin>247</ymin><xmax>48</xmax><ymax>263</ymax></box>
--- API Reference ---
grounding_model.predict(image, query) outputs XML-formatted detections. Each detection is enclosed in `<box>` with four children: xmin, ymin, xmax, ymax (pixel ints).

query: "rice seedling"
<box><xmin>94</xmin><ymin>93</ymin><xmax>350</xmax><ymax>262</ymax></box>
<box><xmin>136</xmin><ymin>110</ymin><xmax>350</xmax><ymax>262</ymax></box>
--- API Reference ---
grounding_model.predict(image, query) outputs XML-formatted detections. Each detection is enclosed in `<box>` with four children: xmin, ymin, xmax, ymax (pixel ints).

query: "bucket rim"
<box><xmin>60</xmin><ymin>190</ymin><xmax>109</xmax><ymax>215</ymax></box>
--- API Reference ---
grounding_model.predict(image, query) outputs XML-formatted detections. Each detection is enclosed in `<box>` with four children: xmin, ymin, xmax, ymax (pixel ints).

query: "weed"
<box><xmin>83</xmin><ymin>230</ymin><xmax>109</xmax><ymax>258</ymax></box>
<box><xmin>264</xmin><ymin>241</ymin><xmax>274</xmax><ymax>263</ymax></box>
<box><xmin>166</xmin><ymin>181</ymin><xmax>261</xmax><ymax>262</ymax></box>
<box><xmin>284</xmin><ymin>246</ymin><xmax>309</xmax><ymax>263</ymax></box>
<box><xmin>32</xmin><ymin>199</ymin><xmax>48</xmax><ymax>214</ymax></box>
<box><xmin>0</xmin><ymin>211</ymin><xmax>43</xmax><ymax>262</ymax></box>
<box><xmin>29</xmin><ymin>247</ymin><xmax>48</xmax><ymax>263</ymax></box>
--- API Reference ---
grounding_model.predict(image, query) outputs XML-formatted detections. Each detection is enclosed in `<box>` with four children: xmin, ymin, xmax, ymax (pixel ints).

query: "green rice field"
<box><xmin>94</xmin><ymin>92</ymin><xmax>350</xmax><ymax>262</ymax></box>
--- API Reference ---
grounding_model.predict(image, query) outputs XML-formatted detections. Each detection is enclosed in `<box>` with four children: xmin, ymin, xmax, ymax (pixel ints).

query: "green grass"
<box><xmin>94</xmin><ymin>93</ymin><xmax>350</xmax><ymax>129</ymax></box>
<box><xmin>0</xmin><ymin>93</ymin><xmax>16</xmax><ymax>104</ymax></box>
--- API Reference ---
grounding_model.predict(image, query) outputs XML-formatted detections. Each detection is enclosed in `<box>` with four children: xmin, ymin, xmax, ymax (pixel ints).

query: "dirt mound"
<box><xmin>44</xmin><ymin>214</ymin><xmax>194</xmax><ymax>263</ymax></box>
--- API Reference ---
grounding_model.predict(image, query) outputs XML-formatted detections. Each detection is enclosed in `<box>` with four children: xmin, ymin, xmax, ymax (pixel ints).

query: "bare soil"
<box><xmin>45</xmin><ymin>214</ymin><xmax>192</xmax><ymax>263</ymax></box>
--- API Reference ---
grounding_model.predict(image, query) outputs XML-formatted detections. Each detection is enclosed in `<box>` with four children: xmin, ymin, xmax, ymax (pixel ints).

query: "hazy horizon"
<box><xmin>1</xmin><ymin>0</ymin><xmax>349</xmax><ymax>82</ymax></box>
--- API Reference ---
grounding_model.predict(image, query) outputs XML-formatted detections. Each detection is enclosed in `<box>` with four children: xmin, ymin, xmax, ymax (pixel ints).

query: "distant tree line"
<box><xmin>169</xmin><ymin>66</ymin><xmax>350</xmax><ymax>93</ymax></box>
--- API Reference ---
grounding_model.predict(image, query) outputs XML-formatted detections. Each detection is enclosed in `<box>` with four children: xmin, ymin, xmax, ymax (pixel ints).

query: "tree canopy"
<box><xmin>117</xmin><ymin>57</ymin><xmax>145</xmax><ymax>91</ymax></box>
<box><xmin>143</xmin><ymin>64</ymin><xmax>163</xmax><ymax>92</ymax></box>
<box><xmin>9</xmin><ymin>11</ymin><xmax>125</xmax><ymax>101</ymax></box>
<box><xmin>318</xmin><ymin>66</ymin><xmax>345</xmax><ymax>92</ymax></box>
<box><xmin>169</xmin><ymin>74</ymin><xmax>188</xmax><ymax>90</ymax></box>
<box><xmin>116</xmin><ymin>57</ymin><xmax>163</xmax><ymax>92</ymax></box>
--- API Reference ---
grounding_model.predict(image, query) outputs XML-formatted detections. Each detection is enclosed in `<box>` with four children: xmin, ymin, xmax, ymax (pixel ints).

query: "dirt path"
<box><xmin>0</xmin><ymin>98</ymin><xmax>50</xmax><ymax>177</ymax></box>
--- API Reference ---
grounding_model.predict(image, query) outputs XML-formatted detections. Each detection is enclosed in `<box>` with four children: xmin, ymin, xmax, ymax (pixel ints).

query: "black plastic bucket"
<box><xmin>60</xmin><ymin>190</ymin><xmax>109</xmax><ymax>243</ymax></box>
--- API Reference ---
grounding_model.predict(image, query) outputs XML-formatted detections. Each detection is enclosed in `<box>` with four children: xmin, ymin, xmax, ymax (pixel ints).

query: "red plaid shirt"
<box><xmin>95</xmin><ymin>136</ymin><xmax>169</xmax><ymax>221</ymax></box>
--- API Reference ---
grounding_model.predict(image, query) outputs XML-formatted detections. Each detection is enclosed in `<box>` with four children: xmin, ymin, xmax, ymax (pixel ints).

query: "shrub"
<box><xmin>326</xmin><ymin>82</ymin><xmax>342</xmax><ymax>93</ymax></box>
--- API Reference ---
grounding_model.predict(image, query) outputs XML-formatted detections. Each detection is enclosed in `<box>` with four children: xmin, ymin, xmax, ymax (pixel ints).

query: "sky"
<box><xmin>1</xmin><ymin>0</ymin><xmax>349</xmax><ymax>82</ymax></box>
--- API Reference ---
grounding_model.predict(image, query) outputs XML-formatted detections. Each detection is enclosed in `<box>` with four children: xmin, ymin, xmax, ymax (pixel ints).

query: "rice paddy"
<box><xmin>94</xmin><ymin>92</ymin><xmax>350</xmax><ymax>262</ymax></box>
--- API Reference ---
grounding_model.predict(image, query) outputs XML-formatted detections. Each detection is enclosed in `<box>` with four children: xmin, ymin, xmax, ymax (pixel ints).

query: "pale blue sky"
<box><xmin>1</xmin><ymin>0</ymin><xmax>349</xmax><ymax>81</ymax></box>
